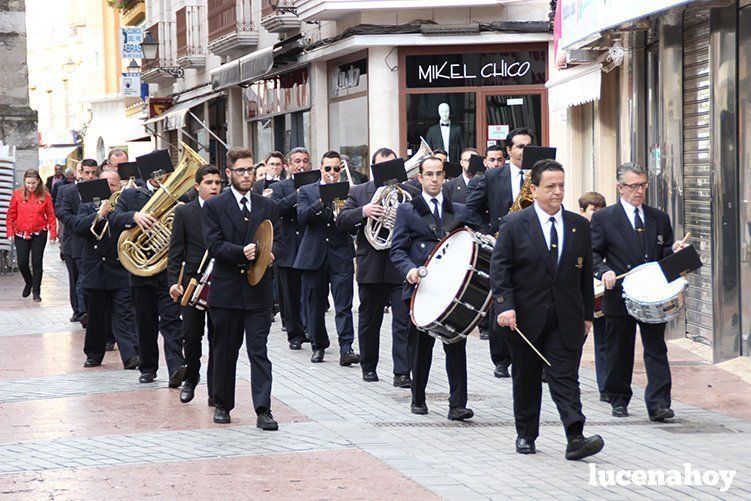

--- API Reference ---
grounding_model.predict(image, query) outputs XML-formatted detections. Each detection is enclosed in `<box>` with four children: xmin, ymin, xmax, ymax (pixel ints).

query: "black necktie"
<box><xmin>241</xmin><ymin>197</ymin><xmax>250</xmax><ymax>223</ymax></box>
<box><xmin>431</xmin><ymin>198</ymin><xmax>441</xmax><ymax>226</ymax></box>
<box><xmin>519</xmin><ymin>170</ymin><xmax>526</xmax><ymax>191</ymax></box>
<box><xmin>549</xmin><ymin>216</ymin><xmax>558</xmax><ymax>266</ymax></box>
<box><xmin>634</xmin><ymin>207</ymin><xmax>646</xmax><ymax>251</ymax></box>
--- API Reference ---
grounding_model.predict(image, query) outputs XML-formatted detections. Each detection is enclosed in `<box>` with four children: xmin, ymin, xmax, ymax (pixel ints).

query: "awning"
<box><xmin>143</xmin><ymin>90</ymin><xmax>226</xmax><ymax>129</ymax></box>
<box><xmin>545</xmin><ymin>64</ymin><xmax>602</xmax><ymax>113</ymax></box>
<box><xmin>211</xmin><ymin>46</ymin><xmax>274</xmax><ymax>91</ymax></box>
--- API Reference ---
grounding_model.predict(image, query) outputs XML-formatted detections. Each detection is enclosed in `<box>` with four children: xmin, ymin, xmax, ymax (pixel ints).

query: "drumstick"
<box><xmin>197</xmin><ymin>250</ymin><xmax>209</xmax><ymax>274</ymax></box>
<box><xmin>174</xmin><ymin>261</ymin><xmax>185</xmax><ymax>303</ymax></box>
<box><xmin>681</xmin><ymin>232</ymin><xmax>692</xmax><ymax>244</ymax></box>
<box><xmin>514</xmin><ymin>327</ymin><xmax>551</xmax><ymax>367</ymax></box>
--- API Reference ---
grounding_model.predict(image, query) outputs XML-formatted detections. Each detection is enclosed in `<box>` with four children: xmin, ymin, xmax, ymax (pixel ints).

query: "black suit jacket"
<box><xmin>293</xmin><ymin>183</ymin><xmax>354</xmax><ymax>272</ymax></box>
<box><xmin>465</xmin><ymin>167</ymin><xmax>514</xmax><ymax>235</ymax></box>
<box><xmin>390</xmin><ymin>196</ymin><xmax>467</xmax><ymax>301</ymax></box>
<box><xmin>336</xmin><ymin>181</ymin><xmax>419</xmax><ymax>284</ymax></box>
<box><xmin>202</xmin><ymin>190</ymin><xmax>282</xmax><ymax>311</ymax></box>
<box><xmin>425</xmin><ymin>123</ymin><xmax>463</xmax><ymax>162</ymax></box>
<box><xmin>490</xmin><ymin>206</ymin><xmax>594</xmax><ymax>351</ymax></box>
<box><xmin>51</xmin><ymin>177</ymin><xmax>71</xmax><ymax>205</ymax></box>
<box><xmin>269</xmin><ymin>177</ymin><xmax>301</xmax><ymax>268</ymax></box>
<box><xmin>55</xmin><ymin>182</ymin><xmax>83</xmax><ymax>258</ymax></box>
<box><xmin>590</xmin><ymin>201</ymin><xmax>674</xmax><ymax>316</ymax></box>
<box><xmin>442</xmin><ymin>175</ymin><xmax>469</xmax><ymax>204</ymax></box>
<box><xmin>168</xmin><ymin>198</ymin><xmax>207</xmax><ymax>288</ymax></box>
<box><xmin>72</xmin><ymin>202</ymin><xmax>130</xmax><ymax>290</ymax></box>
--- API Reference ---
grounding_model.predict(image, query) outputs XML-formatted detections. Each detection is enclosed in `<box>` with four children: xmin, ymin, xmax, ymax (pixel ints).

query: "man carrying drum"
<box><xmin>591</xmin><ymin>162</ymin><xmax>687</xmax><ymax>422</ymax></box>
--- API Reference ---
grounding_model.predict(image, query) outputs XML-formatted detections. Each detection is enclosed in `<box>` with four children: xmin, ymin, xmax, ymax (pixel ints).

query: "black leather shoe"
<box><xmin>339</xmin><ymin>350</ymin><xmax>360</xmax><ymax>366</ymax></box>
<box><xmin>494</xmin><ymin>364</ymin><xmax>510</xmax><ymax>378</ymax></box>
<box><xmin>32</xmin><ymin>294</ymin><xmax>41</xmax><ymax>302</ymax></box>
<box><xmin>83</xmin><ymin>358</ymin><xmax>101</xmax><ymax>368</ymax></box>
<box><xmin>169</xmin><ymin>365</ymin><xmax>188</xmax><ymax>388</ymax></box>
<box><xmin>208</xmin><ymin>397</ymin><xmax>215</xmax><ymax>407</ymax></box>
<box><xmin>479</xmin><ymin>329</ymin><xmax>489</xmax><ymax>340</ymax></box>
<box><xmin>105</xmin><ymin>342</ymin><xmax>115</xmax><ymax>352</ymax></box>
<box><xmin>180</xmin><ymin>381</ymin><xmax>196</xmax><ymax>404</ymax></box>
<box><xmin>515</xmin><ymin>437</ymin><xmax>536</xmax><ymax>454</ymax></box>
<box><xmin>257</xmin><ymin>411</ymin><xmax>278</xmax><ymax>431</ymax></box>
<box><xmin>599</xmin><ymin>392</ymin><xmax>610</xmax><ymax>403</ymax></box>
<box><xmin>289</xmin><ymin>338</ymin><xmax>303</xmax><ymax>350</ymax></box>
<box><xmin>362</xmin><ymin>371</ymin><xmax>379</xmax><ymax>382</ymax></box>
<box><xmin>79</xmin><ymin>313</ymin><xmax>88</xmax><ymax>329</ymax></box>
<box><xmin>311</xmin><ymin>349</ymin><xmax>325</xmax><ymax>363</ymax></box>
<box><xmin>139</xmin><ymin>372</ymin><xmax>156</xmax><ymax>384</ymax></box>
<box><xmin>565</xmin><ymin>435</ymin><xmax>605</xmax><ymax>460</ymax></box>
<box><xmin>123</xmin><ymin>356</ymin><xmax>140</xmax><ymax>370</ymax></box>
<box><xmin>649</xmin><ymin>408</ymin><xmax>675</xmax><ymax>422</ymax></box>
<box><xmin>213</xmin><ymin>407</ymin><xmax>231</xmax><ymax>424</ymax></box>
<box><xmin>22</xmin><ymin>283</ymin><xmax>32</xmax><ymax>298</ymax></box>
<box><xmin>69</xmin><ymin>314</ymin><xmax>79</xmax><ymax>322</ymax></box>
<box><xmin>612</xmin><ymin>406</ymin><xmax>628</xmax><ymax>418</ymax></box>
<box><xmin>447</xmin><ymin>407</ymin><xmax>474</xmax><ymax>421</ymax></box>
<box><xmin>393</xmin><ymin>374</ymin><xmax>411</xmax><ymax>388</ymax></box>
<box><xmin>411</xmin><ymin>403</ymin><xmax>428</xmax><ymax>415</ymax></box>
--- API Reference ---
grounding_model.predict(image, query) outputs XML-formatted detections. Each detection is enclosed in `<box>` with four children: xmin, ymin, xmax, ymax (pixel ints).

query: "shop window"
<box><xmin>407</xmin><ymin>92</ymin><xmax>476</xmax><ymax>162</ymax></box>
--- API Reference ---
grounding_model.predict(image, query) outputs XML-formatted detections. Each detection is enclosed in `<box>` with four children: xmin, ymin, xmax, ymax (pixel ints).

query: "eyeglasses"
<box><xmin>231</xmin><ymin>167</ymin><xmax>256</xmax><ymax>176</ymax></box>
<box><xmin>620</xmin><ymin>182</ymin><xmax>649</xmax><ymax>191</ymax></box>
<box><xmin>421</xmin><ymin>171</ymin><xmax>445</xmax><ymax>178</ymax></box>
<box><xmin>323</xmin><ymin>165</ymin><xmax>341</xmax><ymax>173</ymax></box>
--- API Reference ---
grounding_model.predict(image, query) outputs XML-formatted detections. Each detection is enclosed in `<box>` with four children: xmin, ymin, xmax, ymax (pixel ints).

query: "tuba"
<box><xmin>404</xmin><ymin>136</ymin><xmax>433</xmax><ymax>179</ymax></box>
<box><xmin>118</xmin><ymin>143</ymin><xmax>206</xmax><ymax>277</ymax></box>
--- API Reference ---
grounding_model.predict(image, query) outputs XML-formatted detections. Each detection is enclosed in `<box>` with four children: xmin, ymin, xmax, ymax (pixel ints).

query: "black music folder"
<box><xmin>136</xmin><ymin>149</ymin><xmax>174</xmax><ymax>178</ymax></box>
<box><xmin>293</xmin><ymin>170</ymin><xmax>322</xmax><ymax>189</ymax></box>
<box><xmin>467</xmin><ymin>155</ymin><xmax>486</xmax><ymax>176</ymax></box>
<box><xmin>77</xmin><ymin>179</ymin><xmax>111</xmax><ymax>204</ymax></box>
<box><xmin>658</xmin><ymin>245</ymin><xmax>703</xmax><ymax>282</ymax></box>
<box><xmin>443</xmin><ymin>161</ymin><xmax>462</xmax><ymax>179</ymax></box>
<box><xmin>263</xmin><ymin>178</ymin><xmax>279</xmax><ymax>189</ymax></box>
<box><xmin>521</xmin><ymin>146</ymin><xmax>557</xmax><ymax>170</ymax></box>
<box><xmin>320</xmin><ymin>182</ymin><xmax>350</xmax><ymax>205</ymax></box>
<box><xmin>372</xmin><ymin>158</ymin><xmax>408</xmax><ymax>188</ymax></box>
<box><xmin>117</xmin><ymin>162</ymin><xmax>141</xmax><ymax>181</ymax></box>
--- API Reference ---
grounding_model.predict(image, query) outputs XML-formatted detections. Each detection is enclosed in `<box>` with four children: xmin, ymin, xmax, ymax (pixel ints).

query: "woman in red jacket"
<box><xmin>6</xmin><ymin>169</ymin><xmax>57</xmax><ymax>301</ymax></box>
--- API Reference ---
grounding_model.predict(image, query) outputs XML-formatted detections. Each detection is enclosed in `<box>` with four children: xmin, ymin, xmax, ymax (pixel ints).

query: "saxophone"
<box><xmin>510</xmin><ymin>171</ymin><xmax>534</xmax><ymax>213</ymax></box>
<box><xmin>117</xmin><ymin>143</ymin><xmax>206</xmax><ymax>277</ymax></box>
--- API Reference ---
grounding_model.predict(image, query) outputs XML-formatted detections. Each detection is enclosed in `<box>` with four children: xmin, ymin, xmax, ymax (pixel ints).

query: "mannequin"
<box><xmin>425</xmin><ymin>102</ymin><xmax>464</xmax><ymax>162</ymax></box>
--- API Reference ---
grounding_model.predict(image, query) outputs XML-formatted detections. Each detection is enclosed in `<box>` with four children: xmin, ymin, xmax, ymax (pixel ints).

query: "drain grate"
<box><xmin>371</xmin><ymin>419</ymin><xmax>742</xmax><ymax>430</ymax></box>
<box><xmin>658</xmin><ymin>423</ymin><xmax>740</xmax><ymax>434</ymax></box>
<box><xmin>391</xmin><ymin>393</ymin><xmax>490</xmax><ymax>403</ymax></box>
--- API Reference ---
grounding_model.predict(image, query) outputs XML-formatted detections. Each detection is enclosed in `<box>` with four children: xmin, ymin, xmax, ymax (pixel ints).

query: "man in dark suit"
<box><xmin>202</xmin><ymin>147</ymin><xmax>282</xmax><ymax>429</ymax></box>
<box><xmin>51</xmin><ymin>167</ymin><xmax>73</xmax><ymax>206</ymax></box>
<box><xmin>336</xmin><ymin>148</ymin><xmax>418</xmax><ymax>386</ymax></box>
<box><xmin>270</xmin><ymin>147</ymin><xmax>311</xmax><ymax>350</ymax></box>
<box><xmin>109</xmin><ymin>165</ymin><xmax>186</xmax><ymax>387</ymax></box>
<box><xmin>424</xmin><ymin>102</ymin><xmax>464</xmax><ymax>161</ymax></box>
<box><xmin>294</xmin><ymin>151</ymin><xmax>359</xmax><ymax>366</ymax></box>
<box><xmin>45</xmin><ymin>164</ymin><xmax>64</xmax><ymax>192</ymax></box>
<box><xmin>466</xmin><ymin>129</ymin><xmax>534</xmax><ymax>378</ymax></box>
<box><xmin>390</xmin><ymin>156</ymin><xmax>473</xmax><ymax>421</ymax></box>
<box><xmin>591</xmin><ymin>162</ymin><xmax>686</xmax><ymax>422</ymax></box>
<box><xmin>441</xmin><ymin>148</ymin><xmax>478</xmax><ymax>204</ymax></box>
<box><xmin>492</xmin><ymin>159</ymin><xmax>603</xmax><ymax>460</ymax></box>
<box><xmin>252</xmin><ymin>151</ymin><xmax>285</xmax><ymax>196</ymax></box>
<box><xmin>56</xmin><ymin>159</ymin><xmax>98</xmax><ymax>326</ymax></box>
<box><xmin>168</xmin><ymin>165</ymin><xmax>222</xmax><ymax>405</ymax></box>
<box><xmin>72</xmin><ymin>171</ymin><xmax>139</xmax><ymax>369</ymax></box>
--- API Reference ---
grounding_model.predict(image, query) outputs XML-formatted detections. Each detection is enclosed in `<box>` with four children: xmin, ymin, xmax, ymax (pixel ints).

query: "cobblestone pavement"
<box><xmin>1</xmin><ymin>248</ymin><xmax>750</xmax><ymax>499</ymax></box>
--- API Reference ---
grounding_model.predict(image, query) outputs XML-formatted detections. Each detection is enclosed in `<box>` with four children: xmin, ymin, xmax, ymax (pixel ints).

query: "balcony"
<box><xmin>208</xmin><ymin>0</ymin><xmax>259</xmax><ymax>57</ymax></box>
<box><xmin>295</xmin><ymin>0</ymin><xmax>511</xmax><ymax>21</ymax></box>
<box><xmin>119</xmin><ymin>0</ymin><xmax>145</xmax><ymax>26</ymax></box>
<box><xmin>141</xmin><ymin>23</ymin><xmax>184</xmax><ymax>84</ymax></box>
<box><xmin>260</xmin><ymin>0</ymin><xmax>301</xmax><ymax>34</ymax></box>
<box><xmin>176</xmin><ymin>5</ymin><xmax>208</xmax><ymax>68</ymax></box>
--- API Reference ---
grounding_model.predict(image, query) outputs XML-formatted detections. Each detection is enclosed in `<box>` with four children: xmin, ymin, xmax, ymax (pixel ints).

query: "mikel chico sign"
<box><xmin>405</xmin><ymin>50</ymin><xmax>547</xmax><ymax>88</ymax></box>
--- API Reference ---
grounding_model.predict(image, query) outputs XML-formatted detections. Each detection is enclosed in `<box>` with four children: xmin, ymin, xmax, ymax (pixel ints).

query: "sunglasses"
<box><xmin>323</xmin><ymin>165</ymin><xmax>341</xmax><ymax>173</ymax></box>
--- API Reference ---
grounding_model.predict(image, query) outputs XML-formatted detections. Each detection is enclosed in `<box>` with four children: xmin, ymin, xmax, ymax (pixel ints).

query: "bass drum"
<box><xmin>410</xmin><ymin>227</ymin><xmax>493</xmax><ymax>343</ymax></box>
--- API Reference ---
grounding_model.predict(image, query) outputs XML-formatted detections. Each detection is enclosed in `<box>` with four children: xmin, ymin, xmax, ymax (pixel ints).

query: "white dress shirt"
<box><xmin>230</xmin><ymin>186</ymin><xmax>251</xmax><ymax>213</ymax></box>
<box><xmin>620</xmin><ymin>198</ymin><xmax>644</xmax><ymax>230</ymax></box>
<box><xmin>198</xmin><ymin>196</ymin><xmax>206</xmax><ymax>208</ymax></box>
<box><xmin>440</xmin><ymin>121</ymin><xmax>451</xmax><ymax>153</ymax></box>
<box><xmin>509</xmin><ymin>162</ymin><xmax>527</xmax><ymax>202</ymax></box>
<box><xmin>462</xmin><ymin>173</ymin><xmax>472</xmax><ymax>188</ymax></box>
<box><xmin>534</xmin><ymin>201</ymin><xmax>564</xmax><ymax>263</ymax></box>
<box><xmin>422</xmin><ymin>191</ymin><xmax>444</xmax><ymax>220</ymax></box>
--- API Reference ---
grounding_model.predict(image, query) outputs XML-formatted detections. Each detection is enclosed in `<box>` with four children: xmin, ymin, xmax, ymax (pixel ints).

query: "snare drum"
<box><xmin>621</xmin><ymin>261</ymin><xmax>687</xmax><ymax>324</ymax></box>
<box><xmin>410</xmin><ymin>227</ymin><xmax>493</xmax><ymax>344</ymax></box>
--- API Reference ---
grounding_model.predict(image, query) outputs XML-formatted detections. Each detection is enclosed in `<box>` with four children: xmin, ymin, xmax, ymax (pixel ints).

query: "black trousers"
<box><xmin>15</xmin><ymin>232</ymin><xmax>47</xmax><ymax>295</ymax></box>
<box><xmin>358</xmin><ymin>283</ymin><xmax>410</xmax><ymax>376</ymax></box>
<box><xmin>604</xmin><ymin>315</ymin><xmax>671</xmax><ymax>414</ymax></box>
<box><xmin>74</xmin><ymin>258</ymin><xmax>86</xmax><ymax>313</ymax></box>
<box><xmin>301</xmin><ymin>261</ymin><xmax>354</xmax><ymax>354</ymax></box>
<box><xmin>507</xmin><ymin>311</ymin><xmax>586</xmax><ymax>441</ymax></box>
<box><xmin>593</xmin><ymin>316</ymin><xmax>607</xmax><ymax>393</ymax></box>
<box><xmin>132</xmin><ymin>285</ymin><xmax>184</xmax><ymax>376</ymax></box>
<box><xmin>83</xmin><ymin>288</ymin><xmax>139</xmax><ymax>364</ymax></box>
<box><xmin>488</xmin><ymin>303</ymin><xmax>512</xmax><ymax>368</ymax></box>
<box><xmin>211</xmin><ymin>307</ymin><xmax>272</xmax><ymax>413</ymax></box>
<box><xmin>407</xmin><ymin>317</ymin><xmax>468</xmax><ymax>409</ymax></box>
<box><xmin>182</xmin><ymin>305</ymin><xmax>214</xmax><ymax>396</ymax></box>
<box><xmin>63</xmin><ymin>254</ymin><xmax>85</xmax><ymax>316</ymax></box>
<box><xmin>278</xmin><ymin>266</ymin><xmax>305</xmax><ymax>342</ymax></box>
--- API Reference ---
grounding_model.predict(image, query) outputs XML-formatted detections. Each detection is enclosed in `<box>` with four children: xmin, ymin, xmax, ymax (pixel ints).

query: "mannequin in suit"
<box><xmin>425</xmin><ymin>103</ymin><xmax>464</xmax><ymax>162</ymax></box>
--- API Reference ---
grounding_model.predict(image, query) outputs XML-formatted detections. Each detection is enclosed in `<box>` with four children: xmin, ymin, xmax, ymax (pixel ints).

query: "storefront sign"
<box><xmin>245</xmin><ymin>67</ymin><xmax>310</xmax><ymax>121</ymax></box>
<box><xmin>488</xmin><ymin>125</ymin><xmax>509</xmax><ymax>141</ymax></box>
<box><xmin>121</xmin><ymin>27</ymin><xmax>144</xmax><ymax>59</ymax></box>
<box><xmin>122</xmin><ymin>73</ymin><xmax>141</xmax><ymax>97</ymax></box>
<box><xmin>330</xmin><ymin>59</ymin><xmax>367</xmax><ymax>99</ymax></box>
<box><xmin>561</xmin><ymin>0</ymin><xmax>692</xmax><ymax>50</ymax></box>
<box><xmin>405</xmin><ymin>51</ymin><xmax>546</xmax><ymax>88</ymax></box>
<box><xmin>148</xmin><ymin>97</ymin><xmax>173</xmax><ymax>118</ymax></box>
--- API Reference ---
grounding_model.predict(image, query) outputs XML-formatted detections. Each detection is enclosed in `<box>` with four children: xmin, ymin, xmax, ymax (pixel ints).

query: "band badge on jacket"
<box><xmin>657</xmin><ymin>235</ymin><xmax>664</xmax><ymax>245</ymax></box>
<box><xmin>576</xmin><ymin>256</ymin><xmax>584</xmax><ymax>269</ymax></box>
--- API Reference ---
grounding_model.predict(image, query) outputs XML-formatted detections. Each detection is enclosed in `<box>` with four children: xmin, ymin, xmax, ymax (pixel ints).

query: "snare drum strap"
<box><xmin>414</xmin><ymin>197</ymin><xmax>454</xmax><ymax>238</ymax></box>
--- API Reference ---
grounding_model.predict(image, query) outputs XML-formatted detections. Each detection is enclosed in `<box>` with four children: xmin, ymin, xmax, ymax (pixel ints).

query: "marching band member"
<box><xmin>441</xmin><ymin>148</ymin><xmax>478</xmax><ymax>204</ymax></box>
<box><xmin>390</xmin><ymin>156</ymin><xmax>473</xmax><ymax>420</ymax></box>
<box><xmin>294</xmin><ymin>151</ymin><xmax>359</xmax><ymax>366</ymax></box>
<box><xmin>491</xmin><ymin>159</ymin><xmax>603</xmax><ymax>460</ymax></box>
<box><xmin>202</xmin><ymin>147</ymin><xmax>281</xmax><ymax>429</ymax></box>
<box><xmin>73</xmin><ymin>172</ymin><xmax>139</xmax><ymax>369</ymax></box>
<box><xmin>591</xmin><ymin>162</ymin><xmax>686</xmax><ymax>421</ymax></box>
<box><xmin>336</xmin><ymin>148</ymin><xmax>416</xmax><ymax>386</ymax></box>
<box><xmin>168</xmin><ymin>165</ymin><xmax>222</xmax><ymax>405</ymax></box>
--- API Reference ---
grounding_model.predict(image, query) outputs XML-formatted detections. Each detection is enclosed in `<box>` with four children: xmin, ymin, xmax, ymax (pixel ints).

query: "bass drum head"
<box><xmin>412</xmin><ymin>229</ymin><xmax>475</xmax><ymax>328</ymax></box>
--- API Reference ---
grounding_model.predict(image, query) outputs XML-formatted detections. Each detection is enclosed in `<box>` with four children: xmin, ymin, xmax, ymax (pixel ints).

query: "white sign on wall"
<box><xmin>122</xmin><ymin>73</ymin><xmax>141</xmax><ymax>97</ymax></box>
<box><xmin>121</xmin><ymin>27</ymin><xmax>144</xmax><ymax>59</ymax></box>
<box><xmin>488</xmin><ymin>125</ymin><xmax>509</xmax><ymax>141</ymax></box>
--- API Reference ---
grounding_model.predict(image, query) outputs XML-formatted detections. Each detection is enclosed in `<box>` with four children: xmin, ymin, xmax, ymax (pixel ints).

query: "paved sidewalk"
<box><xmin>0</xmin><ymin>248</ymin><xmax>750</xmax><ymax>499</ymax></box>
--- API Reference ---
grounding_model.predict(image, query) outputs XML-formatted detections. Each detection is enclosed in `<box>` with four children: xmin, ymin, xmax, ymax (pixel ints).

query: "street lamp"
<box><xmin>127</xmin><ymin>59</ymin><xmax>141</xmax><ymax>73</ymax></box>
<box><xmin>63</xmin><ymin>58</ymin><xmax>76</xmax><ymax>71</ymax></box>
<box><xmin>140</xmin><ymin>31</ymin><xmax>158</xmax><ymax>60</ymax></box>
